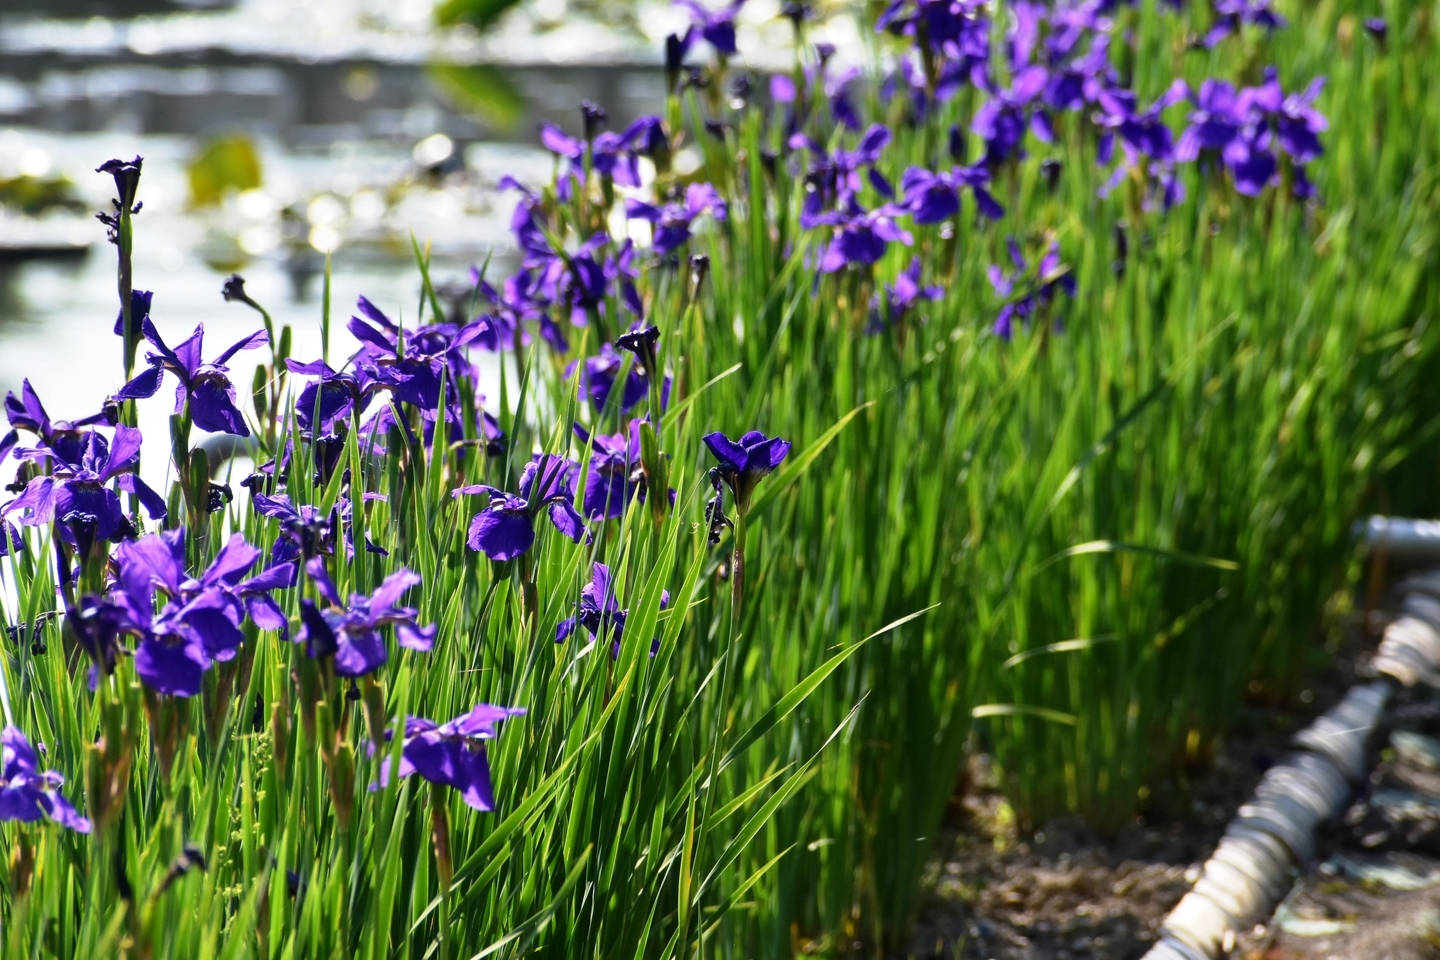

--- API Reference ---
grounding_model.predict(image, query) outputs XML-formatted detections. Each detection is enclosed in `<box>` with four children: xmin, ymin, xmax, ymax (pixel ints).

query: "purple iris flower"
<box><xmin>253</xmin><ymin>492</ymin><xmax>387</xmax><ymax>566</ymax></box>
<box><xmin>877</xmin><ymin>0</ymin><xmax>989</xmax><ymax>66</ymax></box>
<box><xmin>1175</xmin><ymin>79</ymin><xmax>1244</xmax><ymax>162</ymax></box>
<box><xmin>812</xmin><ymin>197</ymin><xmax>914</xmax><ymax>273</ymax></box>
<box><xmin>115</xmin><ymin>319</ymin><xmax>267</xmax><ymax>436</ymax></box>
<box><xmin>1043</xmin><ymin>33</ymin><xmax>1119</xmax><ymax>113</ymax></box>
<box><xmin>454</xmin><ymin>454</ymin><xmax>588</xmax><ymax>561</ymax></box>
<box><xmin>578</xmin><ymin>343</ymin><xmax>649</xmax><ymax>414</ymax></box>
<box><xmin>296</xmin><ymin>557</ymin><xmax>435</xmax><ymax>678</ymax></box>
<box><xmin>284</xmin><ymin>359</ymin><xmax>372</xmax><ymax>434</ymax></box>
<box><xmin>871</xmin><ymin>257</ymin><xmax>943</xmax><ymax>332</ymax></box>
<box><xmin>898</xmin><ymin>165</ymin><xmax>1004</xmax><ymax>223</ymax></box>
<box><xmin>1364</xmin><ymin>17</ymin><xmax>1387</xmax><ymax>41</ymax></box>
<box><xmin>703</xmin><ymin>430</ymin><xmax>791</xmax><ymax>509</ymax></box>
<box><xmin>1096</xmin><ymin>79</ymin><xmax>1189</xmax><ymax>165</ymax></box>
<box><xmin>478</xmin><ymin>268</ymin><xmax>570</xmax><ymax>353</ymax></box>
<box><xmin>112</xmin><ymin>530</ymin><xmax>291</xmax><ymax>696</ymax></box>
<box><xmin>498</xmin><ymin>176</ymin><xmax>557</xmax><ymax>270</ymax></box>
<box><xmin>2</xmin><ymin>380</ymin><xmax>114</xmax><ymax>469</ymax></box>
<box><xmin>1205</xmin><ymin>0</ymin><xmax>1285</xmax><ymax>47</ymax></box>
<box><xmin>0</xmin><ymin>726</ymin><xmax>90</xmax><ymax>833</ymax></box>
<box><xmin>574</xmin><ymin>422</ymin><xmax>642</xmax><ymax>521</ymax></box>
<box><xmin>972</xmin><ymin>65</ymin><xmax>1051</xmax><ymax>163</ymax></box>
<box><xmin>676</xmin><ymin>0</ymin><xmax>745</xmax><ymax>56</ymax></box>
<box><xmin>987</xmin><ymin>237</ymin><xmax>1076</xmax><ymax>340</ymax></box>
<box><xmin>377</xmin><ymin>705</ymin><xmax>526</xmax><ymax>811</ymax></box>
<box><xmin>624</xmin><ymin>183</ymin><xmax>729</xmax><ymax>256</ymax></box>
<box><xmin>556</xmin><ymin>562</ymin><xmax>671</xmax><ymax>658</ymax></box>
<box><xmin>1274</xmin><ymin>76</ymin><xmax>1327</xmax><ymax>164</ymax></box>
<box><xmin>790</xmin><ymin>124</ymin><xmax>893</xmax><ymax>227</ymax></box>
<box><xmin>349</xmin><ymin>297</ymin><xmax>482</xmax><ymax>415</ymax></box>
<box><xmin>116</xmin><ymin>530</ymin><xmax>293</xmax><ymax>642</ymax></box>
<box><xmin>1224</xmin><ymin>129</ymin><xmax>1278</xmax><ymax>196</ymax></box>
<box><xmin>1006</xmin><ymin>0</ymin><xmax>1046</xmax><ymax>71</ymax></box>
<box><xmin>826</xmin><ymin>66</ymin><xmax>864</xmax><ymax>131</ymax></box>
<box><xmin>111</xmin><ymin>288</ymin><xmax>154</xmax><ymax>346</ymax></box>
<box><xmin>1094</xmin><ymin>81</ymin><xmax>1190</xmax><ymax>208</ymax></box>
<box><xmin>63</xmin><ymin>593</ymin><xmax>127</xmax><ymax>687</ymax></box>
<box><xmin>4</xmin><ymin>426</ymin><xmax>166</xmax><ymax>545</ymax></box>
<box><xmin>0</xmin><ymin>520</ymin><xmax>20</xmax><ymax>558</ymax></box>
<box><xmin>543</xmin><ymin>123</ymin><xmax>630</xmax><ymax>193</ymax></box>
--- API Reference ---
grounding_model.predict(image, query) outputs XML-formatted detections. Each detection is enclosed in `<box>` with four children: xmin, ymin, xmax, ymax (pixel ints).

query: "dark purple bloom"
<box><xmin>115</xmin><ymin>530</ymin><xmax>293</xmax><ymax>642</ymax></box>
<box><xmin>455</xmin><ymin>454</ymin><xmax>587</xmax><ymax>561</ymax></box>
<box><xmin>348</xmin><ymin>297</ymin><xmax>480</xmax><ymax>416</ymax></box>
<box><xmin>987</xmin><ymin>237</ymin><xmax>1075</xmax><ymax>340</ymax></box>
<box><xmin>1275</xmin><ymin>76</ymin><xmax>1327</xmax><ymax>164</ymax></box>
<box><xmin>872</xmin><ymin>258</ymin><xmax>943</xmax><ymax>331</ymax></box>
<box><xmin>898</xmin><ymin>165</ymin><xmax>1004</xmax><ymax>223</ymax></box>
<box><xmin>0</xmin><ymin>520</ymin><xmax>20</xmax><ymax>558</ymax></box>
<box><xmin>284</xmin><ymin>359</ymin><xmax>371</xmax><ymax>434</ymax></box>
<box><xmin>676</xmin><ymin>0</ymin><xmax>745</xmax><ymax>56</ymax></box>
<box><xmin>1175</xmin><ymin>79</ymin><xmax>1243</xmax><ymax>162</ymax></box>
<box><xmin>110</xmin><ymin>530</ymin><xmax>291</xmax><ymax>695</ymax></box>
<box><xmin>64</xmin><ymin>593</ymin><xmax>127</xmax><ymax>688</ymax></box>
<box><xmin>378</xmin><ymin>705</ymin><xmax>526</xmax><ymax>811</ymax></box>
<box><xmin>0</xmin><ymin>726</ymin><xmax>90</xmax><ymax>833</ymax></box>
<box><xmin>112</xmin><ymin>288</ymin><xmax>154</xmax><ymax>342</ymax></box>
<box><xmin>614</xmin><ymin>324</ymin><xmax>661</xmax><ymax>381</ymax></box>
<box><xmin>580</xmin><ymin>99</ymin><xmax>607</xmax><ymax>140</ymax></box>
<box><xmin>1096</xmin><ymin>79</ymin><xmax>1189</xmax><ymax>165</ymax></box>
<box><xmin>95</xmin><ymin>156</ymin><xmax>142</xmax><ymax>240</ymax></box>
<box><xmin>813</xmin><ymin>198</ymin><xmax>914</xmax><ymax>273</ymax></box>
<box><xmin>115</xmin><ymin>319</ymin><xmax>268</xmax><ymax>436</ymax></box>
<box><xmin>575</xmin><ymin>422</ymin><xmax>643</xmax><ymax>521</ymax></box>
<box><xmin>3</xmin><ymin>380</ymin><xmax>113</xmax><ymax>469</ymax></box>
<box><xmin>789</xmin><ymin>124</ymin><xmax>893</xmax><ymax>227</ymax></box>
<box><xmin>1364</xmin><ymin>17</ymin><xmax>1387</xmax><ymax>41</ymax></box>
<box><xmin>1205</xmin><ymin>0</ymin><xmax>1285</xmax><ymax>47</ymax></box>
<box><xmin>3</xmin><ymin>426</ymin><xmax>166</xmax><ymax>545</ymax></box>
<box><xmin>556</xmin><ymin>561</ymin><xmax>671</xmax><ymax>658</ymax></box>
<box><xmin>972</xmin><ymin>65</ymin><xmax>1050</xmax><ymax>163</ymax></box>
<box><xmin>579</xmin><ymin>343</ymin><xmax>648</xmax><ymax>413</ymax></box>
<box><xmin>253</xmin><ymin>492</ymin><xmax>386</xmax><ymax>565</ymax></box>
<box><xmin>703</xmin><ymin>430</ymin><xmax>791</xmax><ymax>509</ymax></box>
<box><xmin>624</xmin><ymin>183</ymin><xmax>728</xmax><ymax>255</ymax></box>
<box><xmin>877</xmin><ymin>0</ymin><xmax>990</xmax><ymax>68</ymax></box>
<box><xmin>1225</xmin><ymin>129</ymin><xmax>1278</xmax><ymax>196</ymax></box>
<box><xmin>97</xmin><ymin>156</ymin><xmax>142</xmax><ymax>210</ymax></box>
<box><xmin>297</xmin><ymin>557</ymin><xmax>434</xmax><ymax>677</ymax></box>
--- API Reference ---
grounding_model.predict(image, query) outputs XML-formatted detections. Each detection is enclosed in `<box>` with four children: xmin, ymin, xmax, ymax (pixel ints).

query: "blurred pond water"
<box><xmin>0</xmin><ymin>0</ymin><xmax>674</xmax><ymax>488</ymax></box>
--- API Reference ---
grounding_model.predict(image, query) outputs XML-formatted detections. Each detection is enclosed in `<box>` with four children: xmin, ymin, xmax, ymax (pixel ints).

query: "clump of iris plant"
<box><xmin>111</xmin><ymin>530</ymin><xmax>291</xmax><ymax>698</ymax></box>
<box><xmin>378</xmin><ymin>704</ymin><xmax>526</xmax><ymax>812</ymax></box>
<box><xmin>296</xmin><ymin>557</ymin><xmax>435</xmax><ymax>678</ymax></box>
<box><xmin>624</xmin><ymin>183</ymin><xmax>728</xmax><ymax>256</ymax></box>
<box><xmin>454</xmin><ymin>454</ymin><xmax>588</xmax><ymax>562</ymax></box>
<box><xmin>372</xmin><ymin>703</ymin><xmax>525</xmax><ymax>893</ymax></box>
<box><xmin>4</xmin><ymin>425</ymin><xmax>167</xmax><ymax>555</ymax></box>
<box><xmin>703</xmin><ymin>430</ymin><xmax>791</xmax><ymax>615</ymax></box>
<box><xmin>116</xmin><ymin>320</ymin><xmax>268</xmax><ymax>436</ymax></box>
<box><xmin>574</xmin><ymin>423</ymin><xmax>643</xmax><ymax>521</ymax></box>
<box><xmin>557</xmin><ymin>562</ymin><xmax>671</xmax><ymax>658</ymax></box>
<box><xmin>987</xmin><ymin>237</ymin><xmax>1076</xmax><ymax>340</ymax></box>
